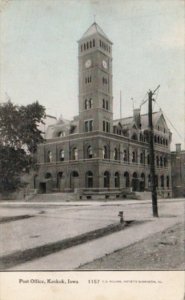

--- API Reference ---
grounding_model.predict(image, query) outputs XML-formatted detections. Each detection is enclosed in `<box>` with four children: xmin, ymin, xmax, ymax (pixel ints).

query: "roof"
<box><xmin>79</xmin><ymin>22</ymin><xmax>112</xmax><ymax>43</ymax></box>
<box><xmin>114</xmin><ymin>111</ymin><xmax>164</xmax><ymax>129</ymax></box>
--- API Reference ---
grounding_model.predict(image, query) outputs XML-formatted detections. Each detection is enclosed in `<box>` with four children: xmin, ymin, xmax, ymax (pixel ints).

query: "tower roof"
<box><xmin>79</xmin><ymin>22</ymin><xmax>112</xmax><ymax>44</ymax></box>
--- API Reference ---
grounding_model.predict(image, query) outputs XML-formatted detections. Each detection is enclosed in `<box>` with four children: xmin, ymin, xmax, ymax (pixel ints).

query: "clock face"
<box><xmin>102</xmin><ymin>60</ymin><xmax>108</xmax><ymax>69</ymax></box>
<box><xmin>85</xmin><ymin>59</ymin><xmax>92</xmax><ymax>68</ymax></box>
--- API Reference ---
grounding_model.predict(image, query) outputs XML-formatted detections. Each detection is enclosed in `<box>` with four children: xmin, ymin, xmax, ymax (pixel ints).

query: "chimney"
<box><xmin>133</xmin><ymin>108</ymin><xmax>141</xmax><ymax>128</ymax></box>
<box><xmin>176</xmin><ymin>143</ymin><xmax>181</xmax><ymax>152</ymax></box>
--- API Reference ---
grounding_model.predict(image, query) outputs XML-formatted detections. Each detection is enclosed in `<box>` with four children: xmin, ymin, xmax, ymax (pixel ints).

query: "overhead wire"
<box><xmin>154</xmin><ymin>100</ymin><xmax>183</xmax><ymax>140</ymax></box>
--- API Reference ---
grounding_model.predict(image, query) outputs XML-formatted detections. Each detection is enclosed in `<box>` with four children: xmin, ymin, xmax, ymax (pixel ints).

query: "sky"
<box><xmin>0</xmin><ymin>0</ymin><xmax>184</xmax><ymax>150</ymax></box>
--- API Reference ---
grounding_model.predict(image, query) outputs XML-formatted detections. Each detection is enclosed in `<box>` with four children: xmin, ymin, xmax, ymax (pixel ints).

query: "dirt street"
<box><xmin>78</xmin><ymin>222</ymin><xmax>185</xmax><ymax>270</ymax></box>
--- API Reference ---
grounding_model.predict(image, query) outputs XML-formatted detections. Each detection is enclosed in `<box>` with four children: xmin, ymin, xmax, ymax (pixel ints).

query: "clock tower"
<box><xmin>78</xmin><ymin>22</ymin><xmax>113</xmax><ymax>133</ymax></box>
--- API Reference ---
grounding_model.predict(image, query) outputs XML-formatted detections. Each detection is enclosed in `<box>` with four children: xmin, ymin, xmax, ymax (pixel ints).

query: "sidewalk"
<box><xmin>10</xmin><ymin>213</ymin><xmax>183</xmax><ymax>270</ymax></box>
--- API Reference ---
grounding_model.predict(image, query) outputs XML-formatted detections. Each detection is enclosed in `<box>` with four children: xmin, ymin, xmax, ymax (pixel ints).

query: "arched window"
<box><xmin>106</xmin><ymin>100</ymin><xmax>109</xmax><ymax>110</ymax></box>
<box><xmin>115</xmin><ymin>172</ymin><xmax>120</xmax><ymax>188</ymax></box>
<box><xmin>84</xmin><ymin>43</ymin><xmax>86</xmax><ymax>50</ymax></box>
<box><xmin>86</xmin><ymin>171</ymin><xmax>93</xmax><ymax>188</ymax></box>
<box><xmin>102</xmin><ymin>99</ymin><xmax>105</xmax><ymax>108</ymax></box>
<box><xmin>124</xmin><ymin>172</ymin><xmax>129</xmax><ymax>188</ymax></box>
<box><xmin>123</xmin><ymin>149</ymin><xmax>127</xmax><ymax>162</ymax></box>
<box><xmin>160</xmin><ymin>156</ymin><xmax>163</xmax><ymax>167</ymax></box>
<box><xmin>140</xmin><ymin>153</ymin><xmax>144</xmax><ymax>164</ymax></box>
<box><xmin>147</xmin><ymin>154</ymin><xmax>150</xmax><ymax>165</ymax></box>
<box><xmin>103</xmin><ymin>145</ymin><xmax>108</xmax><ymax>159</ymax></box>
<box><xmin>71</xmin><ymin>147</ymin><xmax>78</xmax><ymax>160</ymax></box>
<box><xmin>154</xmin><ymin>135</ymin><xmax>157</xmax><ymax>143</ymax></box>
<box><xmin>132</xmin><ymin>152</ymin><xmax>136</xmax><ymax>163</ymax></box>
<box><xmin>157</xmin><ymin>136</ymin><xmax>160</xmax><ymax>143</ymax></box>
<box><xmin>85</xmin><ymin>99</ymin><xmax>88</xmax><ymax>110</ymax></box>
<box><xmin>87</xmin><ymin>146</ymin><xmax>93</xmax><ymax>159</ymax></box>
<box><xmin>89</xmin><ymin>98</ymin><xmax>93</xmax><ymax>108</ymax></box>
<box><xmin>87</xmin><ymin>42</ymin><xmax>89</xmax><ymax>49</ymax></box>
<box><xmin>59</xmin><ymin>149</ymin><xmax>64</xmax><ymax>161</ymax></box>
<box><xmin>104</xmin><ymin>171</ymin><xmax>110</xmax><ymax>188</ymax></box>
<box><xmin>90</xmin><ymin>41</ymin><xmax>92</xmax><ymax>48</ymax></box>
<box><xmin>161</xmin><ymin>175</ymin><xmax>164</xmax><ymax>187</ymax></box>
<box><xmin>132</xmin><ymin>172</ymin><xmax>138</xmax><ymax>191</ymax></box>
<box><xmin>48</xmin><ymin>151</ymin><xmax>52</xmax><ymax>162</ymax></box>
<box><xmin>93</xmin><ymin>39</ymin><xmax>95</xmax><ymax>47</ymax></box>
<box><xmin>114</xmin><ymin>148</ymin><xmax>118</xmax><ymax>160</ymax></box>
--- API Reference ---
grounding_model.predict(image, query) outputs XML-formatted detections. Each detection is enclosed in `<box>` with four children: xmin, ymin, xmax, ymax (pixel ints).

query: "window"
<box><xmin>85</xmin><ymin>77</ymin><xmax>91</xmax><ymax>84</ymax></box>
<box><xmin>140</xmin><ymin>153</ymin><xmax>144</xmax><ymax>164</ymax></box>
<box><xmin>166</xmin><ymin>176</ymin><xmax>170</xmax><ymax>188</ymax></box>
<box><xmin>71</xmin><ymin>147</ymin><xmax>78</xmax><ymax>160</ymax></box>
<box><xmin>103</xmin><ymin>121</ymin><xmax>110</xmax><ymax>133</ymax></box>
<box><xmin>161</xmin><ymin>175</ymin><xmax>164</xmax><ymax>187</ymax></box>
<box><xmin>132</xmin><ymin>133</ymin><xmax>138</xmax><ymax>140</ymax></box>
<box><xmin>48</xmin><ymin>151</ymin><xmax>52</xmax><ymax>162</ymax></box>
<box><xmin>103</xmin><ymin>120</ymin><xmax>106</xmax><ymax>132</ymax></box>
<box><xmin>87</xmin><ymin>146</ymin><xmax>93</xmax><ymax>158</ymax></box>
<box><xmin>85</xmin><ymin>99</ymin><xmax>88</xmax><ymax>110</ymax></box>
<box><xmin>90</xmin><ymin>41</ymin><xmax>92</xmax><ymax>48</ymax></box>
<box><xmin>103</xmin><ymin>145</ymin><xmax>108</xmax><ymax>159</ymax></box>
<box><xmin>93</xmin><ymin>39</ymin><xmax>95</xmax><ymax>47</ymax></box>
<box><xmin>106</xmin><ymin>122</ymin><xmax>109</xmax><ymax>133</ymax></box>
<box><xmin>102</xmin><ymin>99</ymin><xmax>105</xmax><ymax>108</ymax></box>
<box><xmin>123</xmin><ymin>149</ymin><xmax>127</xmax><ymax>162</ymax></box>
<box><xmin>86</xmin><ymin>171</ymin><xmax>93</xmax><ymax>188</ymax></box>
<box><xmin>59</xmin><ymin>149</ymin><xmax>64</xmax><ymax>161</ymax></box>
<box><xmin>89</xmin><ymin>120</ymin><xmax>93</xmax><ymax>131</ymax></box>
<box><xmin>124</xmin><ymin>172</ymin><xmax>129</xmax><ymax>188</ymax></box>
<box><xmin>160</xmin><ymin>157</ymin><xmax>163</xmax><ymax>167</ymax></box>
<box><xmin>102</xmin><ymin>77</ymin><xmax>108</xmax><ymax>84</ymax></box>
<box><xmin>104</xmin><ymin>171</ymin><xmax>110</xmax><ymax>188</ymax></box>
<box><xmin>106</xmin><ymin>100</ymin><xmax>108</xmax><ymax>110</ymax></box>
<box><xmin>114</xmin><ymin>148</ymin><xmax>118</xmax><ymax>160</ymax></box>
<box><xmin>84</xmin><ymin>120</ymin><xmax>93</xmax><ymax>132</ymax></box>
<box><xmin>156</xmin><ymin>156</ymin><xmax>159</xmax><ymax>166</ymax></box>
<box><xmin>115</xmin><ymin>172</ymin><xmax>120</xmax><ymax>188</ymax></box>
<box><xmin>89</xmin><ymin>98</ymin><xmax>93</xmax><ymax>108</ymax></box>
<box><xmin>132</xmin><ymin>152</ymin><xmax>136</xmax><ymax>163</ymax></box>
<box><xmin>74</xmin><ymin>148</ymin><xmax>78</xmax><ymax>160</ymax></box>
<box><xmin>147</xmin><ymin>154</ymin><xmax>150</xmax><ymax>165</ymax></box>
<box><xmin>85</xmin><ymin>121</ymin><xmax>88</xmax><ymax>132</ymax></box>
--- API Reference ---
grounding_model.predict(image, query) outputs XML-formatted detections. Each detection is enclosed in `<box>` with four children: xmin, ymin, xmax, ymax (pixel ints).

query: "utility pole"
<box><xmin>148</xmin><ymin>86</ymin><xmax>160</xmax><ymax>217</ymax></box>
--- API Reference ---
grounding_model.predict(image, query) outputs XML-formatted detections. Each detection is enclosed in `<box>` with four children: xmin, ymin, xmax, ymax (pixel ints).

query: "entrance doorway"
<box><xmin>39</xmin><ymin>182</ymin><xmax>46</xmax><ymax>193</ymax></box>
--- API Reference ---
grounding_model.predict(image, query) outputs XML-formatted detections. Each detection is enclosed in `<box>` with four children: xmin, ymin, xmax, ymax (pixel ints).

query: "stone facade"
<box><xmin>171</xmin><ymin>144</ymin><xmax>185</xmax><ymax>197</ymax></box>
<box><xmin>36</xmin><ymin>22</ymin><xmax>172</xmax><ymax>198</ymax></box>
